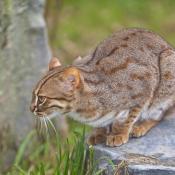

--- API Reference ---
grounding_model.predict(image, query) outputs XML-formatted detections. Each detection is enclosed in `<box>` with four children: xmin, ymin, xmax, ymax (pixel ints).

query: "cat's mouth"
<box><xmin>34</xmin><ymin>110</ymin><xmax>68</xmax><ymax>119</ymax></box>
<box><xmin>33</xmin><ymin>111</ymin><xmax>47</xmax><ymax>117</ymax></box>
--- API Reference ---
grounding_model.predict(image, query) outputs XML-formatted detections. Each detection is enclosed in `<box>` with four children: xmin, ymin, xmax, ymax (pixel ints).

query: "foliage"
<box><xmin>6</xmin><ymin>126</ymin><xmax>105</xmax><ymax>175</ymax></box>
<box><xmin>46</xmin><ymin>0</ymin><xmax>175</xmax><ymax>64</ymax></box>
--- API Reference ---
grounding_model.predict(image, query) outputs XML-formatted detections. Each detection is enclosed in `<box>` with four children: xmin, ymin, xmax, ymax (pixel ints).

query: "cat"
<box><xmin>30</xmin><ymin>28</ymin><xmax>175</xmax><ymax>147</ymax></box>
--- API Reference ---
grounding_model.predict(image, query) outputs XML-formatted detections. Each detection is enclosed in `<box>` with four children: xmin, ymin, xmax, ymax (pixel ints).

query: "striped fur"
<box><xmin>30</xmin><ymin>28</ymin><xmax>175</xmax><ymax>146</ymax></box>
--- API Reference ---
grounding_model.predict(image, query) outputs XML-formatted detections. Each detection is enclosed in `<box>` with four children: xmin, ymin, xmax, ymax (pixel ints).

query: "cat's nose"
<box><xmin>30</xmin><ymin>103</ymin><xmax>36</xmax><ymax>113</ymax></box>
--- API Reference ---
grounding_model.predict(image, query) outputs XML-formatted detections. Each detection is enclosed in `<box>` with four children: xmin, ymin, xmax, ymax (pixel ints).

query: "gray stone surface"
<box><xmin>0</xmin><ymin>0</ymin><xmax>50</xmax><ymax>170</ymax></box>
<box><xmin>94</xmin><ymin>110</ymin><xmax>175</xmax><ymax>175</ymax></box>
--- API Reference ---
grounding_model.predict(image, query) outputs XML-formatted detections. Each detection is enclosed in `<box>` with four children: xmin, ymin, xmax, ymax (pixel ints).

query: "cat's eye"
<box><xmin>38</xmin><ymin>96</ymin><xmax>46</xmax><ymax>105</ymax></box>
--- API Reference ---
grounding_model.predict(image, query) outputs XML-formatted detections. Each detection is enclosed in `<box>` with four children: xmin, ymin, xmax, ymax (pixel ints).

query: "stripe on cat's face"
<box><xmin>30</xmin><ymin>94</ymin><xmax>71</xmax><ymax>117</ymax></box>
<box><xmin>30</xmin><ymin>58</ymin><xmax>81</xmax><ymax>117</ymax></box>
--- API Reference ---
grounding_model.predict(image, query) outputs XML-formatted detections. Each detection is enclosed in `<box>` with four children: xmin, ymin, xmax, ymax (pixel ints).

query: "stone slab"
<box><xmin>93</xmin><ymin>110</ymin><xmax>175</xmax><ymax>175</ymax></box>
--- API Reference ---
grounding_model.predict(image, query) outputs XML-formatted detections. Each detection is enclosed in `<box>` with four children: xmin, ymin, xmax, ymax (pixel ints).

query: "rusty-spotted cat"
<box><xmin>30</xmin><ymin>28</ymin><xmax>175</xmax><ymax>147</ymax></box>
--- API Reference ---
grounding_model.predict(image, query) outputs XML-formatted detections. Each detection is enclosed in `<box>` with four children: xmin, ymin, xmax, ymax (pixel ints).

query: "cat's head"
<box><xmin>30</xmin><ymin>57</ymin><xmax>81</xmax><ymax>117</ymax></box>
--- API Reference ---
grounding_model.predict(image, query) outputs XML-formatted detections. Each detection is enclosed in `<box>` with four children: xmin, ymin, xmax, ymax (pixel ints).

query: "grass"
<box><xmin>5</xmin><ymin>124</ymin><xmax>130</xmax><ymax>175</ymax></box>
<box><xmin>6</xmin><ymin>126</ymin><xmax>105</xmax><ymax>175</ymax></box>
<box><xmin>6</xmin><ymin>120</ymin><xmax>123</xmax><ymax>175</ymax></box>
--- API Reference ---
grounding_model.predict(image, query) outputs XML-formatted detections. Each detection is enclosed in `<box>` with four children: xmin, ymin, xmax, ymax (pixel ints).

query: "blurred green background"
<box><xmin>45</xmin><ymin>0</ymin><xmax>175</xmax><ymax>64</ymax></box>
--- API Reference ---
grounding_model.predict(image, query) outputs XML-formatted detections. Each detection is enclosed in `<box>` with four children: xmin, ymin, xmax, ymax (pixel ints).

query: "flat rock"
<box><xmin>93</xmin><ymin>109</ymin><xmax>175</xmax><ymax>175</ymax></box>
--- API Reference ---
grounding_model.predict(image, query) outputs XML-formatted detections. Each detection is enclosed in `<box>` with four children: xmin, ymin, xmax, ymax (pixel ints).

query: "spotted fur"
<box><xmin>30</xmin><ymin>28</ymin><xmax>175</xmax><ymax>147</ymax></box>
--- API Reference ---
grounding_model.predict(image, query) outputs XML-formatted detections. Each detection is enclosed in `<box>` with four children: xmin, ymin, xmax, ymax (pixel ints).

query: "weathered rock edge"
<box><xmin>93</xmin><ymin>110</ymin><xmax>175</xmax><ymax>175</ymax></box>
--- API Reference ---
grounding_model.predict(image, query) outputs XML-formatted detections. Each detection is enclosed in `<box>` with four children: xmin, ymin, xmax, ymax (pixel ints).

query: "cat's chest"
<box><xmin>68</xmin><ymin>109</ymin><xmax>131</xmax><ymax>127</ymax></box>
<box><xmin>68</xmin><ymin>111</ymin><xmax>117</xmax><ymax>127</ymax></box>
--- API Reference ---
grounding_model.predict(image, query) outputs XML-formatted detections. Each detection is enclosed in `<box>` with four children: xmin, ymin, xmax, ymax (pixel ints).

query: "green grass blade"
<box><xmin>39</xmin><ymin>163</ymin><xmax>45</xmax><ymax>175</ymax></box>
<box><xmin>14</xmin><ymin>130</ymin><xmax>35</xmax><ymax>166</ymax></box>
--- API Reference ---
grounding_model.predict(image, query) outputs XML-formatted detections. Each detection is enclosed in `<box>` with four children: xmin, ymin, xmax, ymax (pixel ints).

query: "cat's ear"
<box><xmin>62</xmin><ymin>67</ymin><xmax>80</xmax><ymax>91</ymax></box>
<box><xmin>49</xmin><ymin>57</ymin><xmax>61</xmax><ymax>70</ymax></box>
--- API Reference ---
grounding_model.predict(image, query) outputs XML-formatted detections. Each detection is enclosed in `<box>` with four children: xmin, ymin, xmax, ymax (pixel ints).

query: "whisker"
<box><xmin>45</xmin><ymin>117</ymin><xmax>52</xmax><ymax>136</ymax></box>
<box><xmin>43</xmin><ymin>117</ymin><xmax>48</xmax><ymax>136</ymax></box>
<box><xmin>35</xmin><ymin>117</ymin><xmax>37</xmax><ymax>129</ymax></box>
<box><xmin>47</xmin><ymin>117</ymin><xmax>57</xmax><ymax>135</ymax></box>
<box><xmin>39</xmin><ymin>117</ymin><xmax>43</xmax><ymax>134</ymax></box>
<box><xmin>36</xmin><ymin>117</ymin><xmax>40</xmax><ymax>133</ymax></box>
<box><xmin>45</xmin><ymin>118</ymin><xmax>49</xmax><ymax>136</ymax></box>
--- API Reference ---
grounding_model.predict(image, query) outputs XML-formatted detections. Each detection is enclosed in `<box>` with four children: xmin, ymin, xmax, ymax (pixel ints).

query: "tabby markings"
<box><xmin>33</xmin><ymin>95</ymin><xmax>38</xmax><ymax>115</ymax></box>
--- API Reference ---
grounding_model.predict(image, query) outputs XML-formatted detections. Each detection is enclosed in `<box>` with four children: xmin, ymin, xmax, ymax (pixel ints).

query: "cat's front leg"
<box><xmin>87</xmin><ymin>127</ymin><xmax>107</xmax><ymax>145</ymax></box>
<box><xmin>106</xmin><ymin>107</ymin><xmax>141</xmax><ymax>147</ymax></box>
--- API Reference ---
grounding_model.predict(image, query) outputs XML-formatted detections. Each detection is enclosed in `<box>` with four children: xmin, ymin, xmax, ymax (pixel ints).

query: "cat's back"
<box><xmin>92</xmin><ymin>28</ymin><xmax>171</xmax><ymax>60</ymax></box>
<box><xmin>75</xmin><ymin>28</ymin><xmax>172</xmax><ymax>68</ymax></box>
<box><xmin>74</xmin><ymin>28</ymin><xmax>175</xmax><ymax>110</ymax></box>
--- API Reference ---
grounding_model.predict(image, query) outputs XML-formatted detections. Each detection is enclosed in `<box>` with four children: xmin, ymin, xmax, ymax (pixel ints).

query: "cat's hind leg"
<box><xmin>131</xmin><ymin>120</ymin><xmax>159</xmax><ymax>138</ymax></box>
<box><xmin>131</xmin><ymin>97</ymin><xmax>175</xmax><ymax>138</ymax></box>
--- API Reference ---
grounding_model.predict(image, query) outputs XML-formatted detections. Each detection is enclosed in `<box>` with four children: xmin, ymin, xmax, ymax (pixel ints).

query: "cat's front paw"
<box><xmin>87</xmin><ymin>134</ymin><xmax>106</xmax><ymax>145</ymax></box>
<box><xmin>106</xmin><ymin>134</ymin><xmax>129</xmax><ymax>147</ymax></box>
